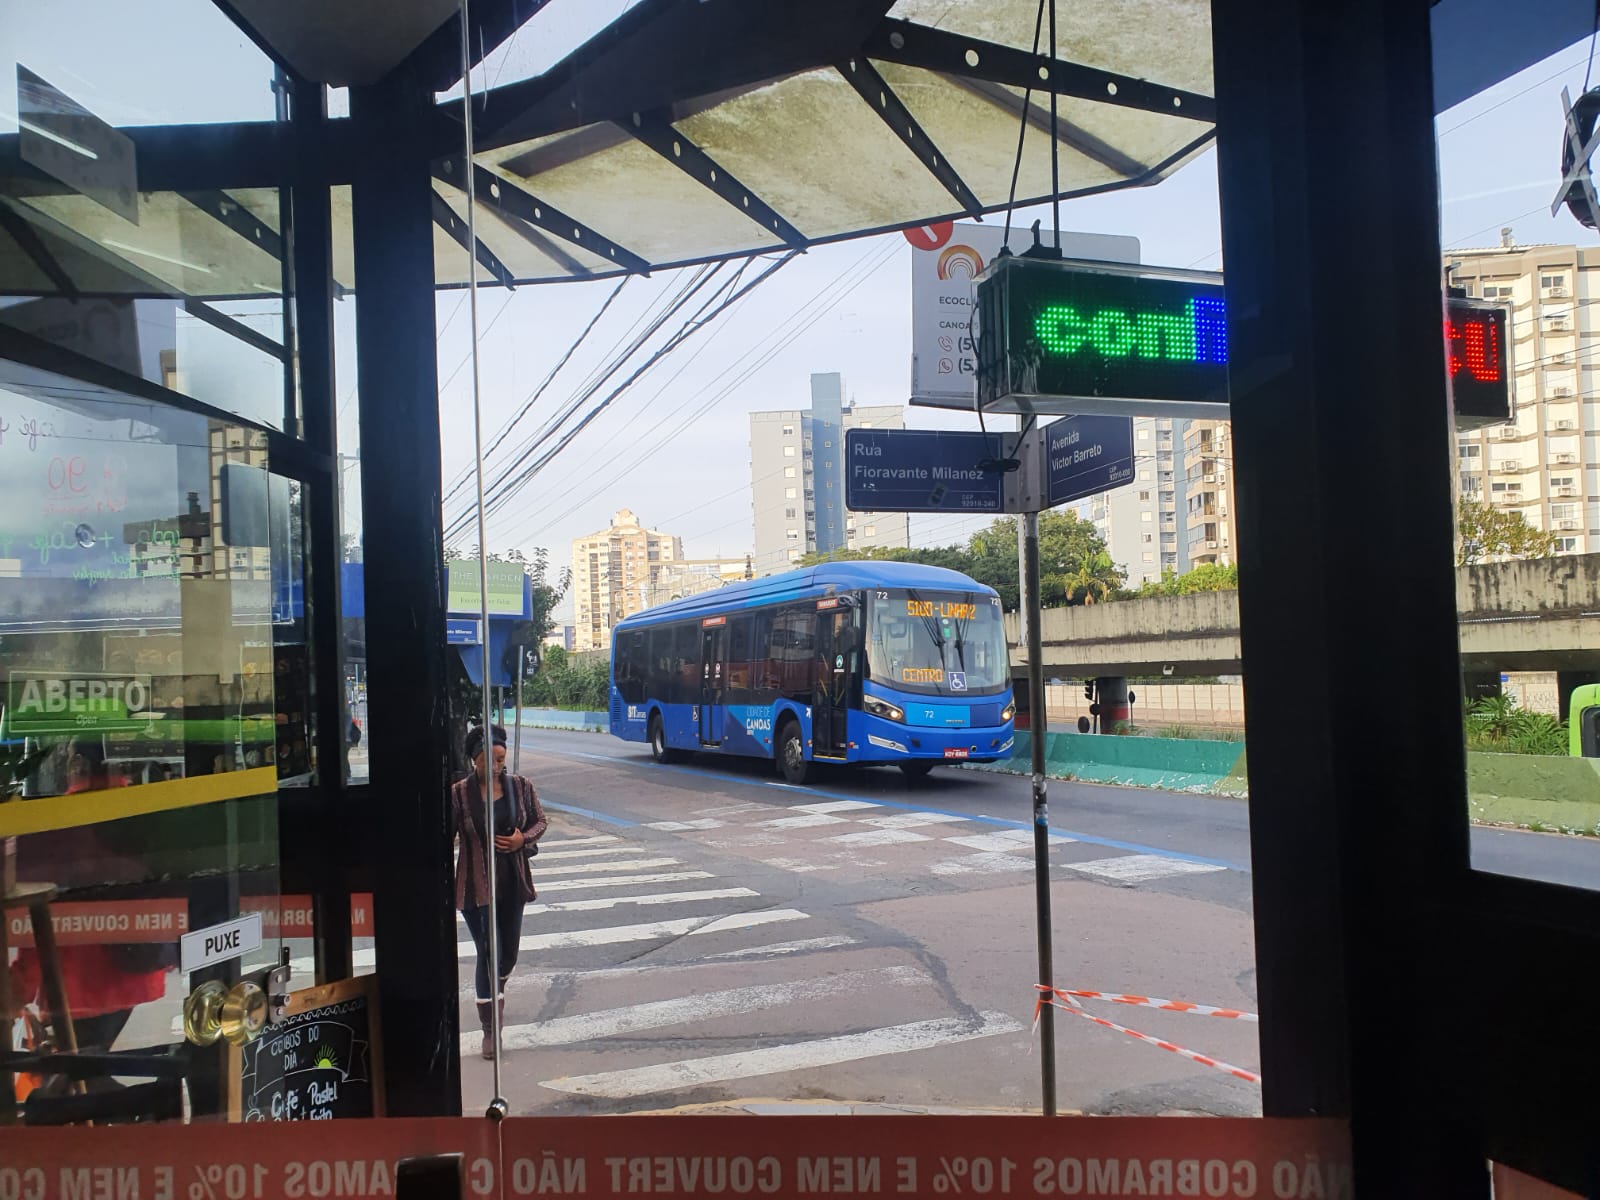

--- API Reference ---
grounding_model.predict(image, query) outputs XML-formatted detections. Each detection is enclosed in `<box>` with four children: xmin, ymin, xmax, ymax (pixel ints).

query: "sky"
<box><xmin>7</xmin><ymin>2</ymin><xmax>1600</xmax><ymax>628</ymax></box>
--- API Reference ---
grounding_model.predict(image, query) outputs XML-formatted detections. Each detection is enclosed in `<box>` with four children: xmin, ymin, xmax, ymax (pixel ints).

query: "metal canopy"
<box><xmin>0</xmin><ymin>0</ymin><xmax>1217</xmax><ymax>300</ymax></box>
<box><xmin>447</xmin><ymin>0</ymin><xmax>1217</xmax><ymax>284</ymax></box>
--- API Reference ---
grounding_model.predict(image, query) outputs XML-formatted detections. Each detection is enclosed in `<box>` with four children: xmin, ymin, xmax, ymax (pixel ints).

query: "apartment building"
<box><xmin>1183</xmin><ymin>419</ymin><xmax>1236</xmax><ymax>568</ymax></box>
<box><xmin>1088</xmin><ymin>417</ymin><xmax>1194</xmax><ymax>586</ymax></box>
<box><xmin>1449</xmin><ymin>238</ymin><xmax>1596</xmax><ymax>556</ymax></box>
<box><xmin>748</xmin><ymin>372</ymin><xmax>910</xmax><ymax>576</ymax></box>
<box><xmin>571</xmin><ymin>508</ymin><xmax>682</xmax><ymax>652</ymax></box>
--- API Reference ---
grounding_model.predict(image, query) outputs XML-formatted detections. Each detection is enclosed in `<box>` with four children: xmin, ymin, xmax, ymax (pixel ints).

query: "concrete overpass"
<box><xmin>1007</xmin><ymin>552</ymin><xmax>1600</xmax><ymax>678</ymax></box>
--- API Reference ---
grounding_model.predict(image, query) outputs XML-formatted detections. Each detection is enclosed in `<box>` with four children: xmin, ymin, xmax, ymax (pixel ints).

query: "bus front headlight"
<box><xmin>863</xmin><ymin>695</ymin><xmax>905</xmax><ymax>723</ymax></box>
<box><xmin>1000</xmin><ymin>700</ymin><xmax>1016</xmax><ymax>723</ymax></box>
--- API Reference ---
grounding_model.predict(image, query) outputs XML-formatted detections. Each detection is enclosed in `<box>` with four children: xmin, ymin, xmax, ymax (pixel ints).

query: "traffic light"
<box><xmin>1083</xmin><ymin>680</ymin><xmax>1095</xmax><ymax>701</ymax></box>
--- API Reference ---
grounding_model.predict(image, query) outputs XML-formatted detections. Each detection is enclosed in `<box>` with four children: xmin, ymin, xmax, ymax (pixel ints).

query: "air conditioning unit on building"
<box><xmin>1554</xmin><ymin>419</ymin><xmax>1578</xmax><ymax>430</ymax></box>
<box><xmin>1553</xmin><ymin>352</ymin><xmax>1575</xmax><ymax>364</ymax></box>
<box><xmin>1558</xmin><ymin>485</ymin><xmax>1579</xmax><ymax>497</ymax></box>
<box><xmin>1496</xmin><ymin>425</ymin><xmax>1520</xmax><ymax>438</ymax></box>
<box><xmin>1501</xmin><ymin>460</ymin><xmax>1521</xmax><ymax>471</ymax></box>
<box><xmin>1555</xmin><ymin>453</ymin><xmax>1579</xmax><ymax>464</ymax></box>
<box><xmin>1553</xmin><ymin>386</ymin><xmax>1574</xmax><ymax>398</ymax></box>
<box><xmin>1558</xmin><ymin>518</ymin><xmax>1581</xmax><ymax>530</ymax></box>
<box><xmin>1550</xmin><ymin>285</ymin><xmax>1570</xmax><ymax>297</ymax></box>
<box><xmin>1206</xmin><ymin>540</ymin><xmax>1219</xmax><ymax>549</ymax></box>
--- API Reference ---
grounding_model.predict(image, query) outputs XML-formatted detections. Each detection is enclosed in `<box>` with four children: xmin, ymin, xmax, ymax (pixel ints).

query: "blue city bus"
<box><xmin>609</xmin><ymin>561</ymin><xmax>1015</xmax><ymax>782</ymax></box>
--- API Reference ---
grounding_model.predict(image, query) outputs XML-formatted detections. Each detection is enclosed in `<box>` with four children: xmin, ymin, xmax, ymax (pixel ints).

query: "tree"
<box><xmin>966</xmin><ymin>511</ymin><xmax>1121</xmax><ymax>609</ymax></box>
<box><xmin>1059</xmin><ymin>549</ymin><xmax>1118</xmax><ymax>605</ymax></box>
<box><xmin>1457</xmin><ymin>498</ymin><xmax>1561</xmax><ymax>566</ymax></box>
<box><xmin>1132</xmin><ymin>562</ymin><xmax>1239</xmax><ymax>598</ymax></box>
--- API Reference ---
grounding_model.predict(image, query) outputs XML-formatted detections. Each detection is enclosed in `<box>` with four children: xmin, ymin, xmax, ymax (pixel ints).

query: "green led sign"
<box><xmin>976</xmin><ymin>256</ymin><xmax>1230</xmax><ymax>415</ymax></box>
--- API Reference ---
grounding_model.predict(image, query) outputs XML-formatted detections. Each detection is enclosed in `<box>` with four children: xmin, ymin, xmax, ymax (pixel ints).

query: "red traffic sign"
<box><xmin>903</xmin><ymin>221</ymin><xmax>955</xmax><ymax>252</ymax></box>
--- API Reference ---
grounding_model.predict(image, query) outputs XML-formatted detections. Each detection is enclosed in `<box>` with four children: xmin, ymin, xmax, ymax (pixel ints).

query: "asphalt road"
<box><xmin>452</xmin><ymin>729</ymin><xmax>1596</xmax><ymax>1121</ymax></box>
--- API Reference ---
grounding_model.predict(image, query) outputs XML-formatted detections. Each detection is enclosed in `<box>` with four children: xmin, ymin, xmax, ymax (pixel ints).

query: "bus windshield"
<box><xmin>866</xmin><ymin>589</ymin><xmax>1010</xmax><ymax>697</ymax></box>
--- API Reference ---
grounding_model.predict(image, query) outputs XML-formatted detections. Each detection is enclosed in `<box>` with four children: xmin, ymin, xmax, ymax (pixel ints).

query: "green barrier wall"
<box><xmin>976</xmin><ymin>735</ymin><xmax>1600</xmax><ymax>832</ymax></box>
<box><xmin>971</xmin><ymin>730</ymin><xmax>1248</xmax><ymax>795</ymax></box>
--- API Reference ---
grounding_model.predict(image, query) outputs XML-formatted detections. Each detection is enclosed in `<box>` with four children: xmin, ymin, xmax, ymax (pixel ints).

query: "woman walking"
<box><xmin>451</xmin><ymin>723</ymin><xmax>547</xmax><ymax>1059</ymax></box>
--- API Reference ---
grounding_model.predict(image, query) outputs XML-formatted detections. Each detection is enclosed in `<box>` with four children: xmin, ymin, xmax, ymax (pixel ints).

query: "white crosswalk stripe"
<box><xmin>861</xmin><ymin>812</ymin><xmax>969</xmax><ymax>829</ymax></box>
<box><xmin>1066</xmin><ymin>854</ymin><xmax>1226</xmax><ymax>884</ymax></box>
<box><xmin>540</xmin><ymin>1011</ymin><xmax>1026</xmax><ymax>1098</ymax></box>
<box><xmin>537</xmin><ymin>871</ymin><xmax>714</xmax><ymax>892</ymax></box>
<box><xmin>456</xmin><ymin>909</ymin><xmax>810</xmax><ymax>956</ymax></box>
<box><xmin>644</xmin><ymin>819</ymin><xmax>726</xmax><ymax>831</ymax></box>
<box><xmin>467</xmin><ymin>965</ymin><xmax>923</xmax><ymax>1055</ymax></box>
<box><xmin>535</xmin><ymin>857</ymin><xmax>681</xmax><ymax>876</ymax></box>
<box><xmin>756</xmin><ymin>813</ymin><xmax>851</xmax><ymax>829</ymax></box>
<box><xmin>538</xmin><ymin>845</ymin><xmax>650</xmax><ymax>860</ymax></box>
<box><xmin>944</xmin><ymin>829</ymin><xmax>1073</xmax><ymax>851</ymax></box>
<box><xmin>540</xmin><ymin>836</ymin><xmax>622</xmax><ymax>848</ymax></box>
<box><xmin>535</xmin><ymin>887</ymin><xmax>757</xmax><ymax>913</ymax></box>
<box><xmin>821</xmin><ymin>828</ymin><xmax>930</xmax><ymax>846</ymax></box>
<box><xmin>792</xmin><ymin>801</ymin><xmax>879</xmax><ymax>813</ymax></box>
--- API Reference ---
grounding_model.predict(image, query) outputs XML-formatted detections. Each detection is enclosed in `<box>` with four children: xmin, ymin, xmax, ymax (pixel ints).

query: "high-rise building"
<box><xmin>1182</xmin><ymin>419</ymin><xmax>1237</xmax><ymax>568</ymax></box>
<box><xmin>571</xmin><ymin>508</ymin><xmax>682</xmax><ymax>652</ymax></box>
<box><xmin>1448</xmin><ymin>238</ymin><xmax>1595</xmax><ymax>557</ymax></box>
<box><xmin>1088</xmin><ymin>417</ymin><xmax>1193</xmax><ymax>586</ymax></box>
<box><xmin>748</xmin><ymin>373</ymin><xmax>910</xmax><ymax>575</ymax></box>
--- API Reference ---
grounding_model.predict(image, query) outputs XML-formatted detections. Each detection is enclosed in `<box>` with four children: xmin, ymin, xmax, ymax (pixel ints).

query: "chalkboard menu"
<box><xmin>230</xmin><ymin>976</ymin><xmax>385</xmax><ymax>1121</ymax></box>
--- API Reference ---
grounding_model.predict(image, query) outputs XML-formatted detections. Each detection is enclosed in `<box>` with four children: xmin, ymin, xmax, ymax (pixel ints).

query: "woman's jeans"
<box><xmin>462</xmin><ymin>892</ymin><xmax>525</xmax><ymax>1002</ymax></box>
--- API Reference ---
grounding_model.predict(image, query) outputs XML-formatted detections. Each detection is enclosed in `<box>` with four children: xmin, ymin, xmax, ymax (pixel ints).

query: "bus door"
<box><xmin>700</xmin><ymin>618</ymin><xmax>726</xmax><ymax>744</ymax></box>
<box><xmin>813</xmin><ymin>601</ymin><xmax>856</xmax><ymax>758</ymax></box>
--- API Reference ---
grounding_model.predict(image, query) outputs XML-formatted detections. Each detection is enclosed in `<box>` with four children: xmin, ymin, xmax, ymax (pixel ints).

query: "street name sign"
<box><xmin>844</xmin><ymin>429</ymin><xmax>1005</xmax><ymax>514</ymax></box>
<box><xmin>1044</xmin><ymin>415</ymin><xmax>1137</xmax><ymax>507</ymax></box>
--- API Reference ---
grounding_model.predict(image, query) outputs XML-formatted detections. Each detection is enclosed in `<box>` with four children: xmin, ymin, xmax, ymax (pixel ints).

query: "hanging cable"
<box><xmin>456</xmin><ymin>0</ymin><xmax>508</xmax><ymax>1117</ymax></box>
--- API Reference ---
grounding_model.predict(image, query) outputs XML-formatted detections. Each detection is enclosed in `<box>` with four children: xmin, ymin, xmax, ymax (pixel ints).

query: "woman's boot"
<box><xmin>476</xmin><ymin>1000</ymin><xmax>495</xmax><ymax>1060</ymax></box>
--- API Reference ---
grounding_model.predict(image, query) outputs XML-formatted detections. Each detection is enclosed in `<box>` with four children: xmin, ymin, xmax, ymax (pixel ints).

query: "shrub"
<box><xmin>1464</xmin><ymin>695</ymin><xmax>1566</xmax><ymax>756</ymax></box>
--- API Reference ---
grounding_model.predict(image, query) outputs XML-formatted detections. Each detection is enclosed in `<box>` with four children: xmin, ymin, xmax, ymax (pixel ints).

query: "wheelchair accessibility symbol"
<box><xmin>949</xmin><ymin>672</ymin><xmax>967</xmax><ymax>692</ymax></box>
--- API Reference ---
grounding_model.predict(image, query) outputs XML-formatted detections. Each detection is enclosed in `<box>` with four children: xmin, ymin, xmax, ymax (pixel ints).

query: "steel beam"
<box><xmin>836</xmin><ymin>57</ymin><xmax>982</xmax><ymax>214</ymax></box>
<box><xmin>942</xmin><ymin>74</ymin><xmax>1148</xmax><ymax>180</ymax></box>
<box><xmin>182</xmin><ymin>297</ymin><xmax>287</xmax><ymax>361</ymax></box>
<box><xmin>179</xmin><ymin>189</ymin><xmax>285</xmax><ymax>262</ymax></box>
<box><xmin>434</xmin><ymin>157</ymin><xmax>651</xmax><ymax>275</ymax></box>
<box><xmin>0</xmin><ymin>202</ymin><xmax>78</xmax><ymax>299</ymax></box>
<box><xmin>431</xmin><ymin>189</ymin><xmax>516</xmax><ymax>290</ymax></box>
<box><xmin>864</xmin><ymin>18</ymin><xmax>1216</xmax><ymax>125</ymax></box>
<box><xmin>621</xmin><ymin>110</ymin><xmax>807</xmax><ymax>249</ymax></box>
<box><xmin>349</xmin><ymin>62</ymin><xmax>461</xmax><ymax>1119</ymax></box>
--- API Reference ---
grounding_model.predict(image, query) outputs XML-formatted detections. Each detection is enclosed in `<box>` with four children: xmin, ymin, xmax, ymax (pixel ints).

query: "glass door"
<box><xmin>699</xmin><ymin>620</ymin><xmax>725</xmax><ymax>744</ymax></box>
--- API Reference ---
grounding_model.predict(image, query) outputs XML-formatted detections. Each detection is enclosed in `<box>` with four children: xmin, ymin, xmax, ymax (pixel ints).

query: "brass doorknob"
<box><xmin>219</xmin><ymin>981</ymin><xmax>268</xmax><ymax>1045</ymax></box>
<box><xmin>182</xmin><ymin>980</ymin><xmax>227</xmax><ymax>1046</ymax></box>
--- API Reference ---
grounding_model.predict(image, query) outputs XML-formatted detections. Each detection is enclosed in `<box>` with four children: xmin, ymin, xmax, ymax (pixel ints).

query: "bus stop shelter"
<box><xmin>3</xmin><ymin>0</ymin><xmax>1599</xmax><ymax>1192</ymax></box>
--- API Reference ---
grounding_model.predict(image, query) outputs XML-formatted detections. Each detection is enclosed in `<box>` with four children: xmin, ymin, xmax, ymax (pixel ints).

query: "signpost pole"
<box><xmin>1022</xmin><ymin>509</ymin><xmax>1057</xmax><ymax>1115</ymax></box>
<box><xmin>512</xmin><ymin>647</ymin><xmax>526</xmax><ymax>777</ymax></box>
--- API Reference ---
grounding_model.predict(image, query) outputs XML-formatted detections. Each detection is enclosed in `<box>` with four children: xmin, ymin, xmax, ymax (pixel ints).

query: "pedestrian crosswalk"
<box><xmin>450</xmin><ymin>805</ymin><xmax>1231</xmax><ymax>1104</ymax></box>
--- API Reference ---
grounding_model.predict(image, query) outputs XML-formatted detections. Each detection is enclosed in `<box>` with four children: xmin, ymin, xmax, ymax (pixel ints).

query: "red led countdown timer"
<box><xmin>1445</xmin><ymin>298</ymin><xmax>1511</xmax><ymax>426</ymax></box>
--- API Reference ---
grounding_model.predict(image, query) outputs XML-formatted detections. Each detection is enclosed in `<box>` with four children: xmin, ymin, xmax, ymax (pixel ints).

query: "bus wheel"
<box><xmin>649</xmin><ymin>715</ymin><xmax>680</xmax><ymax>764</ymax></box>
<box><xmin>777</xmin><ymin>720</ymin><xmax>810</xmax><ymax>785</ymax></box>
<box><xmin>899</xmin><ymin>761</ymin><xmax>936</xmax><ymax>780</ymax></box>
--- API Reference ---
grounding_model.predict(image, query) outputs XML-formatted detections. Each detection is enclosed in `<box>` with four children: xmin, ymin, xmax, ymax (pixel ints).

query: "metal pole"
<box><xmin>457</xmin><ymin>0</ymin><xmax>507</xmax><ymax>1114</ymax></box>
<box><xmin>512</xmin><ymin>645</ymin><xmax>525</xmax><ymax>778</ymax></box>
<box><xmin>1022</xmin><ymin>509</ymin><xmax>1057</xmax><ymax>1115</ymax></box>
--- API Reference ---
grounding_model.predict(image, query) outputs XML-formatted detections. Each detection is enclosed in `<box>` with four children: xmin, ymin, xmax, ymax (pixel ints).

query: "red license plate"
<box><xmin>943</xmin><ymin>747</ymin><xmax>969</xmax><ymax>759</ymax></box>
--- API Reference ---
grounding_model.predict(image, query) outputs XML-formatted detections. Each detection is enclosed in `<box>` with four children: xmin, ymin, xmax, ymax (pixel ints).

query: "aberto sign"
<box><xmin>4</xmin><ymin>670</ymin><xmax>154</xmax><ymax>735</ymax></box>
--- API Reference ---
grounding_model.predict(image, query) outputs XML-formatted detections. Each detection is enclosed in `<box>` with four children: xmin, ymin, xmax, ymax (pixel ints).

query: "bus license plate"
<box><xmin>943</xmin><ymin>747</ymin><xmax>969</xmax><ymax>759</ymax></box>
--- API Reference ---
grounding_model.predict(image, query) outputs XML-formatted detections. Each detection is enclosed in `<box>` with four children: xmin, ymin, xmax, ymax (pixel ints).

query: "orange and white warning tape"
<box><xmin>1033</xmin><ymin>985</ymin><xmax>1262</xmax><ymax>1085</ymax></box>
<box><xmin>1050</xmin><ymin>989</ymin><xmax>1258</xmax><ymax>1022</ymax></box>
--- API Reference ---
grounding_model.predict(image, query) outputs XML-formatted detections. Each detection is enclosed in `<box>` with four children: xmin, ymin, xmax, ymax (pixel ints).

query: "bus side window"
<box><xmin>750</xmin><ymin>607</ymin><xmax>775</xmax><ymax>701</ymax></box>
<box><xmin>673</xmin><ymin>622</ymin><xmax>699</xmax><ymax>704</ymax></box>
<box><xmin>727</xmin><ymin>615</ymin><xmax>752</xmax><ymax>702</ymax></box>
